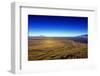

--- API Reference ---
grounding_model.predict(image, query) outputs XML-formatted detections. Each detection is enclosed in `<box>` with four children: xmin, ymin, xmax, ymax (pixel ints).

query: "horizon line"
<box><xmin>28</xmin><ymin>34</ymin><xmax>88</xmax><ymax>37</ymax></box>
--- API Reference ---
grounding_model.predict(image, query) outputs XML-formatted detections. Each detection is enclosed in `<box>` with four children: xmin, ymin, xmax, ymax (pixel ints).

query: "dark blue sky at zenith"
<box><xmin>28</xmin><ymin>15</ymin><xmax>88</xmax><ymax>37</ymax></box>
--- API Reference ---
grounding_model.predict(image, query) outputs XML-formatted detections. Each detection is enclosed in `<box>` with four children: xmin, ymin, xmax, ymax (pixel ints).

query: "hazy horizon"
<box><xmin>28</xmin><ymin>34</ymin><xmax>88</xmax><ymax>37</ymax></box>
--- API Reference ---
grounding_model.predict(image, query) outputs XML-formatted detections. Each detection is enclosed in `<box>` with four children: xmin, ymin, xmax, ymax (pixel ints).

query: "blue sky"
<box><xmin>28</xmin><ymin>15</ymin><xmax>88</xmax><ymax>37</ymax></box>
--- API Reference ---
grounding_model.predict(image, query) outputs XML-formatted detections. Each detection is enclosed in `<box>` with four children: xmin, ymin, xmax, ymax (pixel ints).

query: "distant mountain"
<box><xmin>29</xmin><ymin>35</ymin><xmax>46</xmax><ymax>37</ymax></box>
<box><xmin>76</xmin><ymin>34</ymin><xmax>88</xmax><ymax>38</ymax></box>
<box><xmin>28</xmin><ymin>35</ymin><xmax>46</xmax><ymax>40</ymax></box>
<box><xmin>67</xmin><ymin>34</ymin><xmax>88</xmax><ymax>43</ymax></box>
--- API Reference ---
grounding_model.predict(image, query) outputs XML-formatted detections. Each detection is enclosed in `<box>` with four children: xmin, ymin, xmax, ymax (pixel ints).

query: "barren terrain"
<box><xmin>28</xmin><ymin>37</ymin><xmax>88</xmax><ymax>61</ymax></box>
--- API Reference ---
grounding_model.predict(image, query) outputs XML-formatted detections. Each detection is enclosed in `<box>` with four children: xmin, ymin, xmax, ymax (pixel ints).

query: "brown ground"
<box><xmin>28</xmin><ymin>37</ymin><xmax>88</xmax><ymax>61</ymax></box>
